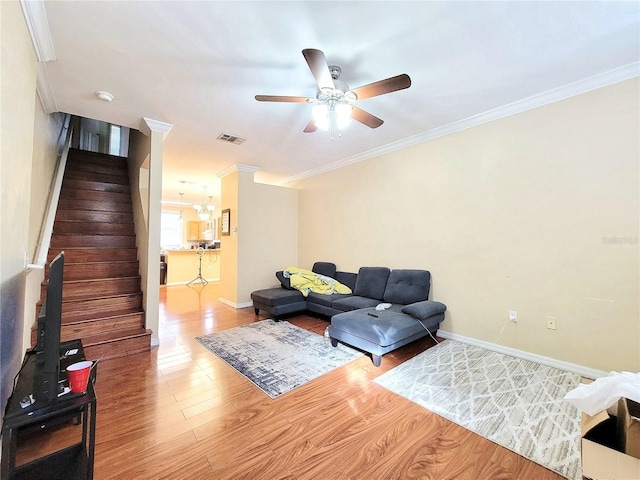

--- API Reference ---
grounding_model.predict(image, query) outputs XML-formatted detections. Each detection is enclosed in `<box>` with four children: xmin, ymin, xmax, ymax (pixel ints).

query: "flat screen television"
<box><xmin>34</xmin><ymin>251</ymin><xmax>64</xmax><ymax>402</ymax></box>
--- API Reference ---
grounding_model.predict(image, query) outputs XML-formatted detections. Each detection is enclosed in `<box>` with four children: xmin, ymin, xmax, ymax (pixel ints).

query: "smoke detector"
<box><xmin>96</xmin><ymin>91</ymin><xmax>114</xmax><ymax>102</ymax></box>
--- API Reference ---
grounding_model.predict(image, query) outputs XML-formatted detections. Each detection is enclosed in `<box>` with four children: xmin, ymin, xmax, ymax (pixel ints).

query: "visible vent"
<box><xmin>217</xmin><ymin>133</ymin><xmax>246</xmax><ymax>145</ymax></box>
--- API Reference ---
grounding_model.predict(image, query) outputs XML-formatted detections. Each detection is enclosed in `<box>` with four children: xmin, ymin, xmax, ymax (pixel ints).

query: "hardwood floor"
<box><xmin>16</xmin><ymin>283</ymin><xmax>566</xmax><ymax>479</ymax></box>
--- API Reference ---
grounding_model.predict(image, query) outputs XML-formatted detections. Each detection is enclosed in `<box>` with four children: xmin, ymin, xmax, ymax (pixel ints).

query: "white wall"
<box><xmin>293</xmin><ymin>78</ymin><xmax>639</xmax><ymax>373</ymax></box>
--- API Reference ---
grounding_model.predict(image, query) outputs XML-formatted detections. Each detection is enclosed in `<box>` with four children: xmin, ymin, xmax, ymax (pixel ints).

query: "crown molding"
<box><xmin>139</xmin><ymin>117</ymin><xmax>173</xmax><ymax>139</ymax></box>
<box><xmin>20</xmin><ymin>0</ymin><xmax>56</xmax><ymax>62</ymax></box>
<box><xmin>279</xmin><ymin>62</ymin><xmax>640</xmax><ymax>186</ymax></box>
<box><xmin>35</xmin><ymin>62</ymin><xmax>57</xmax><ymax>113</ymax></box>
<box><xmin>217</xmin><ymin>163</ymin><xmax>260</xmax><ymax>179</ymax></box>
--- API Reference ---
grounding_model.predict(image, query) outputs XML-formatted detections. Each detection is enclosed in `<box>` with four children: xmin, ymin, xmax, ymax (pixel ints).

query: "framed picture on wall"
<box><xmin>221</xmin><ymin>209</ymin><xmax>230</xmax><ymax>236</ymax></box>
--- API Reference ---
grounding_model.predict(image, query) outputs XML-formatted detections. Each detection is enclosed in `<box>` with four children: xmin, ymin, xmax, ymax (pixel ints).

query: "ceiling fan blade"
<box><xmin>255</xmin><ymin>95</ymin><xmax>310</xmax><ymax>103</ymax></box>
<box><xmin>302</xmin><ymin>49</ymin><xmax>335</xmax><ymax>92</ymax></box>
<box><xmin>351</xmin><ymin>106</ymin><xmax>384</xmax><ymax>129</ymax></box>
<box><xmin>349</xmin><ymin>74</ymin><xmax>411</xmax><ymax>100</ymax></box>
<box><xmin>303</xmin><ymin>118</ymin><xmax>318</xmax><ymax>133</ymax></box>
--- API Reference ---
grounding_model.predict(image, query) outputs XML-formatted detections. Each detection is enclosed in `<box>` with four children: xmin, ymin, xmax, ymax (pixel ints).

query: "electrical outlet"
<box><xmin>546</xmin><ymin>316</ymin><xmax>557</xmax><ymax>330</ymax></box>
<box><xmin>509</xmin><ymin>310</ymin><xmax>517</xmax><ymax>323</ymax></box>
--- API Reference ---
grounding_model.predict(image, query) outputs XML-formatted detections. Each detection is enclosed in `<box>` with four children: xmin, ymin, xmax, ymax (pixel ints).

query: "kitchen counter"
<box><xmin>163</xmin><ymin>249</ymin><xmax>221</xmax><ymax>285</ymax></box>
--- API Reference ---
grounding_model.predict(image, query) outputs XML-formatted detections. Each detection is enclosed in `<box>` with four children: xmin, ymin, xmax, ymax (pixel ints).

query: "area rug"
<box><xmin>196</xmin><ymin>320</ymin><xmax>362</xmax><ymax>398</ymax></box>
<box><xmin>374</xmin><ymin>340</ymin><xmax>582</xmax><ymax>480</ymax></box>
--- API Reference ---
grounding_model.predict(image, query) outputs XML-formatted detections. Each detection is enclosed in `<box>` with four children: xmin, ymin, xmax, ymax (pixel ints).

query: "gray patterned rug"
<box><xmin>374</xmin><ymin>340</ymin><xmax>582</xmax><ymax>480</ymax></box>
<box><xmin>196</xmin><ymin>320</ymin><xmax>362</xmax><ymax>398</ymax></box>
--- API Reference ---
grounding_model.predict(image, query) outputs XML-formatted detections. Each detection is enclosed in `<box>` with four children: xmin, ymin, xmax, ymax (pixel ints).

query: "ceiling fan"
<box><xmin>255</xmin><ymin>48</ymin><xmax>411</xmax><ymax>135</ymax></box>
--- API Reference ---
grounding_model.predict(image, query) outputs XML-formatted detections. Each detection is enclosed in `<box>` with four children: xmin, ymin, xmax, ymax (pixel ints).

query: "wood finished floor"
<box><xmin>16</xmin><ymin>284</ymin><xmax>566</xmax><ymax>479</ymax></box>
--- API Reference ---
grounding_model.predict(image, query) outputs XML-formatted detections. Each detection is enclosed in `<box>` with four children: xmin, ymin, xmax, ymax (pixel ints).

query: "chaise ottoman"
<box><xmin>329</xmin><ymin>301</ymin><xmax>446</xmax><ymax>366</ymax></box>
<box><xmin>250</xmin><ymin>287</ymin><xmax>306</xmax><ymax>319</ymax></box>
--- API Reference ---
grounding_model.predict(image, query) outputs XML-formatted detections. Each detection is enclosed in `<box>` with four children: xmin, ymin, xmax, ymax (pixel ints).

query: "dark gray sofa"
<box><xmin>250</xmin><ymin>262</ymin><xmax>447</xmax><ymax>366</ymax></box>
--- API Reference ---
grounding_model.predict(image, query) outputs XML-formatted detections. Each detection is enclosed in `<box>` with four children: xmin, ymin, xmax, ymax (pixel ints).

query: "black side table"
<box><xmin>1</xmin><ymin>340</ymin><xmax>97</xmax><ymax>480</ymax></box>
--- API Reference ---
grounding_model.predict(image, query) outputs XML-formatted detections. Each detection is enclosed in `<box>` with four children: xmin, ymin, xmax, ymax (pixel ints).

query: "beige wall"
<box><xmin>1</xmin><ymin>0</ymin><xmax>38</xmax><ymax>408</ymax></box>
<box><xmin>237</xmin><ymin>180</ymin><xmax>298</xmax><ymax>302</ymax></box>
<box><xmin>219</xmin><ymin>167</ymin><xmax>298</xmax><ymax>306</ymax></box>
<box><xmin>22</xmin><ymin>103</ymin><xmax>66</xmax><ymax>352</ymax></box>
<box><xmin>219</xmin><ymin>171</ymin><xmax>240</xmax><ymax>305</ymax></box>
<box><xmin>293</xmin><ymin>78</ymin><xmax>639</xmax><ymax>373</ymax></box>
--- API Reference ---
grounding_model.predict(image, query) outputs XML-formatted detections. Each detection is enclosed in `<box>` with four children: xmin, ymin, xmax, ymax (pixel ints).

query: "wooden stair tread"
<box><xmin>47</xmin><ymin>248</ymin><xmax>138</xmax><ymax>264</ymax></box>
<box><xmin>78</xmin><ymin>328</ymin><xmax>151</xmax><ymax>347</ymax></box>
<box><xmin>62</xmin><ymin>308</ymin><xmax>144</xmax><ymax>326</ymax></box>
<box><xmin>60</xmin><ymin>309</ymin><xmax>145</xmax><ymax>326</ymax></box>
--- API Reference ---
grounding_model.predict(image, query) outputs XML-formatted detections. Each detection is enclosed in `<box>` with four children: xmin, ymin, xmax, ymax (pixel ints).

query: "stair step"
<box><xmin>55</xmin><ymin>210</ymin><xmax>133</xmax><ymax>224</ymax></box>
<box><xmin>49</xmin><ymin>261</ymin><xmax>139</xmax><ymax>281</ymax></box>
<box><xmin>59</xmin><ymin>188</ymin><xmax>132</xmax><ymax>204</ymax></box>
<box><xmin>66</xmin><ymin>160</ymin><xmax>128</xmax><ymax>178</ymax></box>
<box><xmin>58</xmin><ymin>198</ymin><xmax>133</xmax><ymax>213</ymax></box>
<box><xmin>63</xmin><ymin>170</ymin><xmax>130</xmax><ymax>185</ymax></box>
<box><xmin>61</xmin><ymin>178</ymin><xmax>131</xmax><ymax>194</ymax></box>
<box><xmin>51</xmin><ymin>234</ymin><xmax>136</xmax><ymax>248</ymax></box>
<box><xmin>68</xmin><ymin>149</ymin><xmax>128</xmax><ymax>169</ymax></box>
<box><xmin>81</xmin><ymin>328</ymin><xmax>152</xmax><ymax>361</ymax></box>
<box><xmin>61</xmin><ymin>295</ymin><xmax>142</xmax><ymax>322</ymax></box>
<box><xmin>61</xmin><ymin>312</ymin><xmax>146</xmax><ymax>339</ymax></box>
<box><xmin>53</xmin><ymin>221</ymin><xmax>135</xmax><ymax>236</ymax></box>
<box><xmin>41</xmin><ymin>276</ymin><xmax>142</xmax><ymax>300</ymax></box>
<box><xmin>47</xmin><ymin>247</ymin><xmax>138</xmax><ymax>264</ymax></box>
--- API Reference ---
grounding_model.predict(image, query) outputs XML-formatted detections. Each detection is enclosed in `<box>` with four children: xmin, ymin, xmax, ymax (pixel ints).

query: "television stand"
<box><xmin>1</xmin><ymin>339</ymin><xmax>97</xmax><ymax>480</ymax></box>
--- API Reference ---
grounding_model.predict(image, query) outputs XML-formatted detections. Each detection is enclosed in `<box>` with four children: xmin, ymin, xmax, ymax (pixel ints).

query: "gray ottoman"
<box><xmin>329</xmin><ymin>303</ymin><xmax>445</xmax><ymax>366</ymax></box>
<box><xmin>251</xmin><ymin>287</ymin><xmax>306</xmax><ymax>319</ymax></box>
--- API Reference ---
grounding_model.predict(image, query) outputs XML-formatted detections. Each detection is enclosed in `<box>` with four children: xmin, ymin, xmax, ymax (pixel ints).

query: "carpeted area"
<box><xmin>374</xmin><ymin>339</ymin><xmax>582</xmax><ymax>480</ymax></box>
<box><xmin>196</xmin><ymin>319</ymin><xmax>362</xmax><ymax>398</ymax></box>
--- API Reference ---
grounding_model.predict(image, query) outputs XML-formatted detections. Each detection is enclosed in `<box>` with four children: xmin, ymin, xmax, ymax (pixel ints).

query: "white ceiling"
<box><xmin>34</xmin><ymin>1</ymin><xmax>639</xmax><ymax>206</ymax></box>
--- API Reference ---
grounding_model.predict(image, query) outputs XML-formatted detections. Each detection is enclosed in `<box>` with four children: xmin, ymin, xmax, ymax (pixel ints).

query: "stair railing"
<box><xmin>29</xmin><ymin>114</ymin><xmax>73</xmax><ymax>270</ymax></box>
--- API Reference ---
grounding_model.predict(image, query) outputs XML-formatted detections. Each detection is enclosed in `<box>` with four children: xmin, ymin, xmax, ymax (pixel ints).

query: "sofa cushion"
<box><xmin>331</xmin><ymin>309</ymin><xmax>426</xmax><ymax>347</ymax></box>
<box><xmin>275</xmin><ymin>270</ymin><xmax>292</xmax><ymax>289</ymax></box>
<box><xmin>402</xmin><ymin>300</ymin><xmax>447</xmax><ymax>320</ymax></box>
<box><xmin>331</xmin><ymin>295</ymin><xmax>380</xmax><ymax>312</ymax></box>
<box><xmin>354</xmin><ymin>267</ymin><xmax>390</xmax><ymax>300</ymax></box>
<box><xmin>312</xmin><ymin>262</ymin><xmax>337</xmax><ymax>278</ymax></box>
<box><xmin>383</xmin><ymin>269</ymin><xmax>431</xmax><ymax>305</ymax></box>
<box><xmin>335</xmin><ymin>271</ymin><xmax>357</xmax><ymax>291</ymax></box>
<box><xmin>306</xmin><ymin>291</ymin><xmax>353</xmax><ymax>308</ymax></box>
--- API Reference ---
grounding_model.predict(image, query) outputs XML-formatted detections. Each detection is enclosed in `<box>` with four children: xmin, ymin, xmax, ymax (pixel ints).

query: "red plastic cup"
<box><xmin>67</xmin><ymin>361</ymin><xmax>92</xmax><ymax>393</ymax></box>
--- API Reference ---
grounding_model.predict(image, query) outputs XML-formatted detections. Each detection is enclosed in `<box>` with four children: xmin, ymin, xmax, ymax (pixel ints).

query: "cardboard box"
<box><xmin>617</xmin><ymin>398</ymin><xmax>640</xmax><ymax>460</ymax></box>
<box><xmin>581</xmin><ymin>398</ymin><xmax>640</xmax><ymax>479</ymax></box>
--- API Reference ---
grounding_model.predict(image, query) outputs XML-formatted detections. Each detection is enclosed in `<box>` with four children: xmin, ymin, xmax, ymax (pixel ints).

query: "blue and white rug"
<box><xmin>374</xmin><ymin>340</ymin><xmax>582</xmax><ymax>480</ymax></box>
<box><xmin>196</xmin><ymin>319</ymin><xmax>362</xmax><ymax>398</ymax></box>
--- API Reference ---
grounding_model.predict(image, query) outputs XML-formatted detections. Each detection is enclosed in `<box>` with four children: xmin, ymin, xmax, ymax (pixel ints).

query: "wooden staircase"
<box><xmin>34</xmin><ymin>148</ymin><xmax>151</xmax><ymax>360</ymax></box>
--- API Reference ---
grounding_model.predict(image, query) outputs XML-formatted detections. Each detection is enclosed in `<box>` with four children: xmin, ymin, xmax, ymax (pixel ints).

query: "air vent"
<box><xmin>217</xmin><ymin>133</ymin><xmax>246</xmax><ymax>145</ymax></box>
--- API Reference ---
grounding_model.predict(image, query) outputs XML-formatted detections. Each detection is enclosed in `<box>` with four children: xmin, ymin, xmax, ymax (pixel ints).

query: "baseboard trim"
<box><xmin>218</xmin><ymin>297</ymin><xmax>253</xmax><ymax>309</ymax></box>
<box><xmin>437</xmin><ymin>329</ymin><xmax>607</xmax><ymax>380</ymax></box>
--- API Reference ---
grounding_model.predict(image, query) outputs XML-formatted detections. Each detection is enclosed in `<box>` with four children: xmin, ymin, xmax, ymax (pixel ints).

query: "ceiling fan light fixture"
<box><xmin>312</xmin><ymin>104</ymin><xmax>330</xmax><ymax>130</ymax></box>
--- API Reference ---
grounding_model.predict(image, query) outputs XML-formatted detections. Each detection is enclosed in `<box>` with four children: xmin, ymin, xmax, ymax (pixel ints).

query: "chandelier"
<box><xmin>193</xmin><ymin>189</ymin><xmax>215</xmax><ymax>221</ymax></box>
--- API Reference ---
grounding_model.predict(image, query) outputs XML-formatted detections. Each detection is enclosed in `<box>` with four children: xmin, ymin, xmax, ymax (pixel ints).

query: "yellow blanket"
<box><xmin>284</xmin><ymin>267</ymin><xmax>352</xmax><ymax>297</ymax></box>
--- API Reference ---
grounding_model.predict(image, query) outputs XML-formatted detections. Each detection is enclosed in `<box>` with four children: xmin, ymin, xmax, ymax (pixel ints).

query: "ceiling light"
<box><xmin>192</xmin><ymin>188</ymin><xmax>215</xmax><ymax>221</ymax></box>
<box><xmin>96</xmin><ymin>91</ymin><xmax>114</xmax><ymax>102</ymax></box>
<box><xmin>312</xmin><ymin>100</ymin><xmax>352</xmax><ymax>139</ymax></box>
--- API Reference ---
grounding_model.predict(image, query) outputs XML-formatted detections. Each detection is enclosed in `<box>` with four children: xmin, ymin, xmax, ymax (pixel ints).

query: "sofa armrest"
<box><xmin>401</xmin><ymin>300</ymin><xmax>447</xmax><ymax>320</ymax></box>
